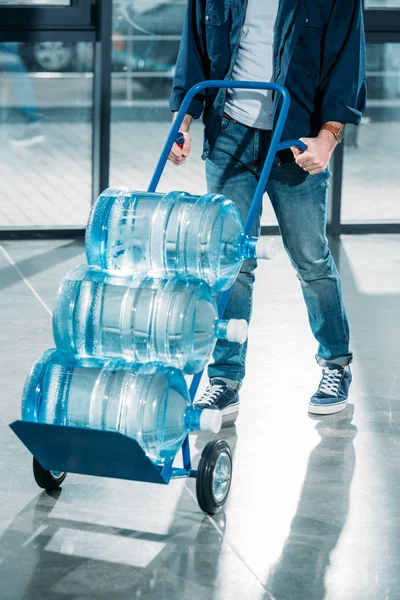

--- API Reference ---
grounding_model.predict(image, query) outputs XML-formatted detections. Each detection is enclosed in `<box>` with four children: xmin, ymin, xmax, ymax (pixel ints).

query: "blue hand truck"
<box><xmin>9</xmin><ymin>81</ymin><xmax>306</xmax><ymax>515</ymax></box>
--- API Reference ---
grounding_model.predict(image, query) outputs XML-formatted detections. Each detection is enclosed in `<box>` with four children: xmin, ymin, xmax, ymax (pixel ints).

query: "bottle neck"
<box><xmin>184</xmin><ymin>406</ymin><xmax>222</xmax><ymax>434</ymax></box>
<box><xmin>224</xmin><ymin>234</ymin><xmax>257</xmax><ymax>262</ymax></box>
<box><xmin>184</xmin><ymin>405</ymin><xmax>203</xmax><ymax>432</ymax></box>
<box><xmin>214</xmin><ymin>319</ymin><xmax>229</xmax><ymax>340</ymax></box>
<box><xmin>241</xmin><ymin>236</ymin><xmax>258</xmax><ymax>259</ymax></box>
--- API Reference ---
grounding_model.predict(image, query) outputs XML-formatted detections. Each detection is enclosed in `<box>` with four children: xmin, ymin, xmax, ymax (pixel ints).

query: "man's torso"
<box><xmin>224</xmin><ymin>0</ymin><xmax>280</xmax><ymax>130</ymax></box>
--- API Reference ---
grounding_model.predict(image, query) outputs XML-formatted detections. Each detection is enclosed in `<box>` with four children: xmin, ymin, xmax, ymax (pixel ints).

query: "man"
<box><xmin>168</xmin><ymin>0</ymin><xmax>366</xmax><ymax>424</ymax></box>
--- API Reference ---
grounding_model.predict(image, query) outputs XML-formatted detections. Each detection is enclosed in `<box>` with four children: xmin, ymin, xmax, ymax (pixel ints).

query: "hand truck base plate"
<box><xmin>9</xmin><ymin>420</ymin><xmax>169</xmax><ymax>485</ymax></box>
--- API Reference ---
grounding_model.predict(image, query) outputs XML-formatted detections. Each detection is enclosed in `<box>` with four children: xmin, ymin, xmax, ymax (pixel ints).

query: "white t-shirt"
<box><xmin>224</xmin><ymin>0</ymin><xmax>279</xmax><ymax>130</ymax></box>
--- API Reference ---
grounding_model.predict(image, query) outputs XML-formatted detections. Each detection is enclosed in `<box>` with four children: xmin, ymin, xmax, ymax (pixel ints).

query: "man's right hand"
<box><xmin>168</xmin><ymin>130</ymin><xmax>192</xmax><ymax>166</ymax></box>
<box><xmin>169</xmin><ymin>113</ymin><xmax>193</xmax><ymax>166</ymax></box>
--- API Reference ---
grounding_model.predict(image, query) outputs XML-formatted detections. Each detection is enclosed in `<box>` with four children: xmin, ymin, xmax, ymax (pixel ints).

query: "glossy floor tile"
<box><xmin>0</xmin><ymin>236</ymin><xmax>399</xmax><ymax>600</ymax></box>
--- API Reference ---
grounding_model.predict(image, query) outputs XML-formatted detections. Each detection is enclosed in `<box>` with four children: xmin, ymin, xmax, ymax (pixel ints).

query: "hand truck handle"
<box><xmin>175</xmin><ymin>130</ymin><xmax>306</xmax><ymax>153</ymax></box>
<box><xmin>175</xmin><ymin>132</ymin><xmax>185</xmax><ymax>148</ymax></box>
<box><xmin>148</xmin><ymin>80</ymin><xmax>306</xmax><ymax>209</ymax></box>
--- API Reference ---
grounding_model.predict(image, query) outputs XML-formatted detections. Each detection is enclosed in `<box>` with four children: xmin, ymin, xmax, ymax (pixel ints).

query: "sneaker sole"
<box><xmin>221</xmin><ymin>403</ymin><xmax>239</xmax><ymax>427</ymax></box>
<box><xmin>308</xmin><ymin>399</ymin><xmax>348</xmax><ymax>415</ymax></box>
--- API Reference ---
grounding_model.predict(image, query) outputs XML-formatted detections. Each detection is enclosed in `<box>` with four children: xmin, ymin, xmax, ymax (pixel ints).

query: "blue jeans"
<box><xmin>206</xmin><ymin>118</ymin><xmax>352</xmax><ymax>385</ymax></box>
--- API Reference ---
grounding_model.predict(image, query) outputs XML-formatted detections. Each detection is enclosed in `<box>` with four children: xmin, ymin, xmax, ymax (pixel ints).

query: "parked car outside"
<box><xmin>18</xmin><ymin>0</ymin><xmax>186</xmax><ymax>96</ymax></box>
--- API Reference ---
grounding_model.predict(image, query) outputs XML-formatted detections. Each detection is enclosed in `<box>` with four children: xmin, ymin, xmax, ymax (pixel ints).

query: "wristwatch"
<box><xmin>321</xmin><ymin>123</ymin><xmax>344</xmax><ymax>144</ymax></box>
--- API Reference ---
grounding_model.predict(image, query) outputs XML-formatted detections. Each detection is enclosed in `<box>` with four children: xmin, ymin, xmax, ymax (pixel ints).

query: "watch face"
<box><xmin>336</xmin><ymin>129</ymin><xmax>344</xmax><ymax>143</ymax></box>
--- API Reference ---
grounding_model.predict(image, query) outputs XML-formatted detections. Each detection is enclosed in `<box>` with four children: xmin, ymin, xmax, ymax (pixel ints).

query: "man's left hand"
<box><xmin>291</xmin><ymin>130</ymin><xmax>338</xmax><ymax>175</ymax></box>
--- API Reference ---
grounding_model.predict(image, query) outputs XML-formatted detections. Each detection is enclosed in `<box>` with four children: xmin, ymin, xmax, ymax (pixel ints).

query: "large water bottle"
<box><xmin>21</xmin><ymin>349</ymin><xmax>221</xmax><ymax>464</ymax></box>
<box><xmin>85</xmin><ymin>188</ymin><xmax>275</xmax><ymax>292</ymax></box>
<box><xmin>53</xmin><ymin>266</ymin><xmax>248</xmax><ymax>374</ymax></box>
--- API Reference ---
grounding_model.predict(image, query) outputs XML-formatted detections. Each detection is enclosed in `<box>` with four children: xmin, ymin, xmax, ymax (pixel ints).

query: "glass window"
<box><xmin>0</xmin><ymin>41</ymin><xmax>93</xmax><ymax>228</ymax></box>
<box><xmin>341</xmin><ymin>43</ymin><xmax>400</xmax><ymax>223</ymax></box>
<box><xmin>365</xmin><ymin>0</ymin><xmax>400</xmax><ymax>7</ymax></box>
<box><xmin>0</xmin><ymin>1</ymin><xmax>70</xmax><ymax>5</ymax></box>
<box><xmin>109</xmin><ymin>1</ymin><xmax>205</xmax><ymax>196</ymax></box>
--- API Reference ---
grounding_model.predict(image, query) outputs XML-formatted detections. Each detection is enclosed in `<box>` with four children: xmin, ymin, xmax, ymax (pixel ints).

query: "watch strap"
<box><xmin>321</xmin><ymin>123</ymin><xmax>344</xmax><ymax>143</ymax></box>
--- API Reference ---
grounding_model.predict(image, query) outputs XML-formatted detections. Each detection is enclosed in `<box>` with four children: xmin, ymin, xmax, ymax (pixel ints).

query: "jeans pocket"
<box><xmin>220</xmin><ymin>116</ymin><xmax>232</xmax><ymax>132</ymax></box>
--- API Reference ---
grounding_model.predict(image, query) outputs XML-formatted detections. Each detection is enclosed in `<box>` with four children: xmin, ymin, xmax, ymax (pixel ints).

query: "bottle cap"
<box><xmin>226</xmin><ymin>319</ymin><xmax>248</xmax><ymax>344</ymax></box>
<box><xmin>256</xmin><ymin>237</ymin><xmax>276</xmax><ymax>260</ymax></box>
<box><xmin>200</xmin><ymin>408</ymin><xmax>222</xmax><ymax>434</ymax></box>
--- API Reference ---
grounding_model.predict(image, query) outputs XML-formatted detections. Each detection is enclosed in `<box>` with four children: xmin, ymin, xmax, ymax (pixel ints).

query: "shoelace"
<box><xmin>197</xmin><ymin>384</ymin><xmax>224</xmax><ymax>407</ymax></box>
<box><xmin>319</xmin><ymin>367</ymin><xmax>343</xmax><ymax>396</ymax></box>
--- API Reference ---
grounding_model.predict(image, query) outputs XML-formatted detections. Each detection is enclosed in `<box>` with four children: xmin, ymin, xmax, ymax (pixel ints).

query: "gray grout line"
<box><xmin>0</xmin><ymin>244</ymin><xmax>53</xmax><ymax>317</ymax></box>
<box><xmin>183</xmin><ymin>483</ymin><xmax>270</xmax><ymax>596</ymax></box>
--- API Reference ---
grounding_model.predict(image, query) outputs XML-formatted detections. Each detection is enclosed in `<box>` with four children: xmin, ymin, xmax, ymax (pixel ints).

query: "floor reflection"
<box><xmin>0</xmin><ymin>487</ymin><xmax>229</xmax><ymax>600</ymax></box>
<box><xmin>265</xmin><ymin>405</ymin><xmax>357</xmax><ymax>600</ymax></box>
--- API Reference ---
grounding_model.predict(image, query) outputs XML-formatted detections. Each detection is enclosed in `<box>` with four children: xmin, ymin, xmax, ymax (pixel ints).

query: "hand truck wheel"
<box><xmin>196</xmin><ymin>439</ymin><xmax>232</xmax><ymax>514</ymax></box>
<box><xmin>33</xmin><ymin>457</ymin><xmax>67</xmax><ymax>490</ymax></box>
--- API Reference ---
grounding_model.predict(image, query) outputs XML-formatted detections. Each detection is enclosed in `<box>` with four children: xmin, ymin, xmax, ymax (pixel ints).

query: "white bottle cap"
<box><xmin>200</xmin><ymin>408</ymin><xmax>222</xmax><ymax>434</ymax></box>
<box><xmin>256</xmin><ymin>237</ymin><xmax>276</xmax><ymax>260</ymax></box>
<box><xmin>226</xmin><ymin>319</ymin><xmax>248</xmax><ymax>344</ymax></box>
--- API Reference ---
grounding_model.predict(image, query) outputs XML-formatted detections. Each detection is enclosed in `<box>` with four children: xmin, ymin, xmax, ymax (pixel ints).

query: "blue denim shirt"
<box><xmin>169</xmin><ymin>0</ymin><xmax>367</xmax><ymax>159</ymax></box>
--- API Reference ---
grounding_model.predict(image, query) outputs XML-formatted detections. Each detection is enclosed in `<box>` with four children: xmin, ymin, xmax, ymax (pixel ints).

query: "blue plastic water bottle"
<box><xmin>53</xmin><ymin>266</ymin><xmax>248</xmax><ymax>374</ymax></box>
<box><xmin>21</xmin><ymin>349</ymin><xmax>222</xmax><ymax>464</ymax></box>
<box><xmin>85</xmin><ymin>188</ymin><xmax>275</xmax><ymax>292</ymax></box>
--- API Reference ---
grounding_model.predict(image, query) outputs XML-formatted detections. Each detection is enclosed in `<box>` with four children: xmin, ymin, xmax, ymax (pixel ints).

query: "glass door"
<box><xmin>0</xmin><ymin>0</ymin><xmax>109</xmax><ymax>233</ymax></box>
<box><xmin>342</xmin><ymin>42</ymin><xmax>400</xmax><ymax>224</ymax></box>
<box><xmin>0</xmin><ymin>39</ymin><xmax>93</xmax><ymax>228</ymax></box>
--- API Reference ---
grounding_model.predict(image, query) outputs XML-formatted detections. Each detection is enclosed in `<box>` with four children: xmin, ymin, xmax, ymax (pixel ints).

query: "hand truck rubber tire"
<box><xmin>196</xmin><ymin>439</ymin><xmax>232</xmax><ymax>514</ymax></box>
<box><xmin>33</xmin><ymin>456</ymin><xmax>67</xmax><ymax>490</ymax></box>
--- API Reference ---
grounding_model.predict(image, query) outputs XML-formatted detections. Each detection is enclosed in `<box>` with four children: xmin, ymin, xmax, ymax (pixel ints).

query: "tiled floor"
<box><xmin>0</xmin><ymin>119</ymin><xmax>399</xmax><ymax>228</ymax></box>
<box><xmin>0</xmin><ymin>234</ymin><xmax>399</xmax><ymax>599</ymax></box>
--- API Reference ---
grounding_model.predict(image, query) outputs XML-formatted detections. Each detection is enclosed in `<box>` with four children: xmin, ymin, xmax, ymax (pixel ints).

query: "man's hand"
<box><xmin>168</xmin><ymin>130</ymin><xmax>192</xmax><ymax>166</ymax></box>
<box><xmin>169</xmin><ymin>113</ymin><xmax>193</xmax><ymax>166</ymax></box>
<box><xmin>291</xmin><ymin>130</ymin><xmax>339</xmax><ymax>175</ymax></box>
